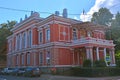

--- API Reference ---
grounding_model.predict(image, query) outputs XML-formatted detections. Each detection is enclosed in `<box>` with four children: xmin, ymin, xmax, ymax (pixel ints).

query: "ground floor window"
<box><xmin>27</xmin><ymin>53</ymin><xmax>30</xmax><ymax>65</ymax></box>
<box><xmin>21</xmin><ymin>54</ymin><xmax>24</xmax><ymax>65</ymax></box>
<box><xmin>46</xmin><ymin>51</ymin><xmax>50</xmax><ymax>65</ymax></box>
<box><xmin>39</xmin><ymin>52</ymin><xmax>43</xmax><ymax>65</ymax></box>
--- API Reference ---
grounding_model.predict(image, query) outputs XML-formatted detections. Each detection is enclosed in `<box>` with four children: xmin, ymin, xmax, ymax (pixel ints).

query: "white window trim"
<box><xmin>21</xmin><ymin>54</ymin><xmax>24</xmax><ymax>65</ymax></box>
<box><xmin>45</xmin><ymin>28</ymin><xmax>50</xmax><ymax>42</ymax></box>
<box><xmin>72</xmin><ymin>28</ymin><xmax>78</xmax><ymax>40</ymax></box>
<box><xmin>39</xmin><ymin>30</ymin><xmax>43</xmax><ymax>44</ymax></box>
<box><xmin>27</xmin><ymin>53</ymin><xmax>30</xmax><ymax>65</ymax></box>
<box><xmin>46</xmin><ymin>50</ymin><xmax>51</xmax><ymax>65</ymax></box>
<box><xmin>16</xmin><ymin>55</ymin><xmax>19</xmax><ymax>65</ymax></box>
<box><xmin>39</xmin><ymin>51</ymin><xmax>43</xmax><ymax>65</ymax></box>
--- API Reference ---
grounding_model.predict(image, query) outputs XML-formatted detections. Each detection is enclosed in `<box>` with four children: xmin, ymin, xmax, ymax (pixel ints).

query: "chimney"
<box><xmin>25</xmin><ymin>14</ymin><xmax>28</xmax><ymax>19</ymax></box>
<box><xmin>31</xmin><ymin>11</ymin><xmax>34</xmax><ymax>15</ymax></box>
<box><xmin>55</xmin><ymin>11</ymin><xmax>60</xmax><ymax>16</ymax></box>
<box><xmin>20</xmin><ymin>18</ymin><xmax>22</xmax><ymax>22</ymax></box>
<box><xmin>62</xmin><ymin>8</ymin><xmax>68</xmax><ymax>18</ymax></box>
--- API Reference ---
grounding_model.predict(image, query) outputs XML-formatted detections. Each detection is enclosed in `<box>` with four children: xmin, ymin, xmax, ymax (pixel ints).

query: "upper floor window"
<box><xmin>28</xmin><ymin>30</ymin><xmax>32</xmax><ymax>47</ymax></box>
<box><xmin>73</xmin><ymin>28</ymin><xmax>77</xmax><ymax>40</ymax></box>
<box><xmin>39</xmin><ymin>31</ymin><xmax>43</xmax><ymax>43</ymax></box>
<box><xmin>87</xmin><ymin>31</ymin><xmax>92</xmax><ymax>37</ymax></box>
<box><xmin>23</xmin><ymin>33</ymin><xmax>26</xmax><ymax>48</ymax></box>
<box><xmin>80</xmin><ymin>29</ymin><xmax>86</xmax><ymax>38</ymax></box>
<box><xmin>46</xmin><ymin>28</ymin><xmax>50</xmax><ymax>42</ymax></box>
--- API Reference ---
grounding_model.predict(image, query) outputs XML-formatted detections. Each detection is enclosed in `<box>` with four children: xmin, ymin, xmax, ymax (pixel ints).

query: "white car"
<box><xmin>1</xmin><ymin>68</ymin><xmax>13</xmax><ymax>74</ymax></box>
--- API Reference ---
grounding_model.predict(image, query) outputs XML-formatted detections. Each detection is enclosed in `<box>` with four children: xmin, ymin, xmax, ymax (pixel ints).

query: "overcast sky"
<box><xmin>0</xmin><ymin>0</ymin><xmax>119</xmax><ymax>23</ymax></box>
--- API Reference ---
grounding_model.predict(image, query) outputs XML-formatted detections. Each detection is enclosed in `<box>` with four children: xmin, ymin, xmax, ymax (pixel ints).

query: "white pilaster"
<box><xmin>19</xmin><ymin>33</ymin><xmax>22</xmax><ymax>50</ymax></box>
<box><xmin>104</xmin><ymin>48</ymin><xmax>107</xmax><ymax>65</ymax></box>
<box><xmin>110</xmin><ymin>48</ymin><xmax>116</xmax><ymax>66</ymax></box>
<box><xmin>77</xmin><ymin>52</ymin><xmax>79</xmax><ymax>65</ymax></box>
<box><xmin>85</xmin><ymin>46</ymin><xmax>93</xmax><ymax>66</ymax></box>
<box><xmin>90</xmin><ymin>48</ymin><xmax>93</xmax><ymax>62</ymax></box>
<box><xmin>96</xmin><ymin>47</ymin><xmax>99</xmax><ymax>60</ymax></box>
<box><xmin>34</xmin><ymin>53</ymin><xmax>36</xmax><ymax>66</ymax></box>
<box><xmin>15</xmin><ymin>36</ymin><xmax>17</xmax><ymax>51</ymax></box>
<box><xmin>86</xmin><ymin>48</ymin><xmax>90</xmax><ymax>59</ymax></box>
<box><xmin>73</xmin><ymin>51</ymin><xmax>75</xmax><ymax>65</ymax></box>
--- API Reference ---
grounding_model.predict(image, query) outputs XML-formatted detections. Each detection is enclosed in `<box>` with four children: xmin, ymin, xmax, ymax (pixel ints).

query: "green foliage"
<box><xmin>83</xmin><ymin>59</ymin><xmax>92</xmax><ymax>67</ymax></box>
<box><xmin>94</xmin><ymin>60</ymin><xmax>106</xmax><ymax>67</ymax></box>
<box><xmin>0</xmin><ymin>20</ymin><xmax>16</xmax><ymax>61</ymax></box>
<box><xmin>115</xmin><ymin>50</ymin><xmax>120</xmax><ymax>67</ymax></box>
<box><xmin>71</xmin><ymin>67</ymin><xmax>120</xmax><ymax>77</ymax></box>
<box><xmin>91</xmin><ymin>7</ymin><xmax>113</xmax><ymax>26</ymax></box>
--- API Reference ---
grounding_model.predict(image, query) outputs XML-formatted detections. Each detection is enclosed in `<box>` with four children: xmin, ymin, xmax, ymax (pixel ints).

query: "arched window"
<box><xmin>72</xmin><ymin>28</ymin><xmax>77</xmax><ymax>40</ymax></box>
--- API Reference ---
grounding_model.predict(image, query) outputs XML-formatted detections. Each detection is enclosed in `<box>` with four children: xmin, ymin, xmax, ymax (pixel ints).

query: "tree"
<box><xmin>91</xmin><ymin>8</ymin><xmax>113</xmax><ymax>26</ymax></box>
<box><xmin>0</xmin><ymin>20</ymin><xmax>16</xmax><ymax>61</ymax></box>
<box><xmin>110</xmin><ymin>12</ymin><xmax>120</xmax><ymax>52</ymax></box>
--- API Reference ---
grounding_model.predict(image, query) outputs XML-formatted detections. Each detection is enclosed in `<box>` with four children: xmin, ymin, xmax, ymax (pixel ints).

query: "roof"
<box><xmin>72</xmin><ymin>22</ymin><xmax>108</xmax><ymax>31</ymax></box>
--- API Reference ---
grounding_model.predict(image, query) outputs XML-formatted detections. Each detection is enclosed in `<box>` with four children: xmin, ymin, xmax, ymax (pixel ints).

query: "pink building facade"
<box><xmin>7</xmin><ymin>12</ymin><xmax>115</xmax><ymax>68</ymax></box>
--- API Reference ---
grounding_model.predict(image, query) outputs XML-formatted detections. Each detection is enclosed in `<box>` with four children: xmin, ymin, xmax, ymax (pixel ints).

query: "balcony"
<box><xmin>71</xmin><ymin>37</ymin><xmax>114</xmax><ymax>47</ymax></box>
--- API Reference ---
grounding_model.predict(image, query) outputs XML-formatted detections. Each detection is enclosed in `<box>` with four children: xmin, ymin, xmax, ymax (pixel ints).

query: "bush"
<box><xmin>94</xmin><ymin>60</ymin><xmax>106</xmax><ymax>67</ymax></box>
<box><xmin>70</xmin><ymin>67</ymin><xmax>120</xmax><ymax>77</ymax></box>
<box><xmin>83</xmin><ymin>59</ymin><xmax>92</xmax><ymax>67</ymax></box>
<box><xmin>116</xmin><ymin>60</ymin><xmax>120</xmax><ymax>67</ymax></box>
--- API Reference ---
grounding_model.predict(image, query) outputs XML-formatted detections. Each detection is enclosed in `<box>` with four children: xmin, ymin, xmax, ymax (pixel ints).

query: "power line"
<box><xmin>0</xmin><ymin>6</ymin><xmax>117</xmax><ymax>16</ymax></box>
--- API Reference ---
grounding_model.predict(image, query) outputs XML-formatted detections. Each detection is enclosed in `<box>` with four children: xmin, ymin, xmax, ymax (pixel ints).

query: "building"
<box><xmin>7</xmin><ymin>11</ymin><xmax>115</xmax><ymax>68</ymax></box>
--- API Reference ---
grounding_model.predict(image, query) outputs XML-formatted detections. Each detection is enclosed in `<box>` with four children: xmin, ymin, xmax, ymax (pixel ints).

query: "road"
<box><xmin>0</xmin><ymin>75</ymin><xmax>46</xmax><ymax>80</ymax></box>
<box><xmin>1</xmin><ymin>74</ymin><xmax>120</xmax><ymax>80</ymax></box>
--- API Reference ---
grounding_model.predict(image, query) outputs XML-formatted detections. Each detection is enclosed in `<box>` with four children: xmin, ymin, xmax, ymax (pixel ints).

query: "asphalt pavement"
<box><xmin>1</xmin><ymin>74</ymin><xmax>120</xmax><ymax>80</ymax></box>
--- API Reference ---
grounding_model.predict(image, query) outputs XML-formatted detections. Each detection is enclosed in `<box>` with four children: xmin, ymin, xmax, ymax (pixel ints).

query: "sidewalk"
<box><xmin>41</xmin><ymin>74</ymin><xmax>120</xmax><ymax>80</ymax></box>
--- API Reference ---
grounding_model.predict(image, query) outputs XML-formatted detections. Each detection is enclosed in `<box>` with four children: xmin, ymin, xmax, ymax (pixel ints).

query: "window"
<box><xmin>80</xmin><ymin>29</ymin><xmax>86</xmax><ymax>38</ymax></box>
<box><xmin>39</xmin><ymin>52</ymin><xmax>43</xmax><ymax>64</ymax></box>
<box><xmin>16</xmin><ymin>55</ymin><xmax>19</xmax><ymax>65</ymax></box>
<box><xmin>46</xmin><ymin>28</ymin><xmax>50</xmax><ymax>41</ymax></box>
<box><xmin>21</xmin><ymin>54</ymin><xmax>24</xmax><ymax>65</ymax></box>
<box><xmin>87</xmin><ymin>31</ymin><xmax>92</xmax><ymax>37</ymax></box>
<box><xmin>23</xmin><ymin>33</ymin><xmax>26</xmax><ymax>48</ymax></box>
<box><xmin>27</xmin><ymin>53</ymin><xmax>30</xmax><ymax>65</ymax></box>
<box><xmin>73</xmin><ymin>28</ymin><xmax>77</xmax><ymax>40</ymax></box>
<box><xmin>46</xmin><ymin>51</ymin><xmax>50</xmax><ymax>65</ymax></box>
<box><xmin>17</xmin><ymin>35</ymin><xmax>20</xmax><ymax>50</ymax></box>
<box><xmin>39</xmin><ymin>32</ymin><xmax>42</xmax><ymax>43</ymax></box>
<box><xmin>29</xmin><ymin>30</ymin><xmax>32</xmax><ymax>47</ymax></box>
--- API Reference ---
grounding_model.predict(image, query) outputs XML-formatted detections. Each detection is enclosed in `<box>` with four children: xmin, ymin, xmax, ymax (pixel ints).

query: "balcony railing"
<box><xmin>71</xmin><ymin>37</ymin><xmax>114</xmax><ymax>46</ymax></box>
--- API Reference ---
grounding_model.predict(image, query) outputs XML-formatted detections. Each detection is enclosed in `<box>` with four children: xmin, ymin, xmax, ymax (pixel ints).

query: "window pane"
<box><xmin>39</xmin><ymin>32</ymin><xmax>42</xmax><ymax>42</ymax></box>
<box><xmin>46</xmin><ymin>29</ymin><xmax>50</xmax><ymax>41</ymax></box>
<box><xmin>39</xmin><ymin>52</ymin><xmax>43</xmax><ymax>64</ymax></box>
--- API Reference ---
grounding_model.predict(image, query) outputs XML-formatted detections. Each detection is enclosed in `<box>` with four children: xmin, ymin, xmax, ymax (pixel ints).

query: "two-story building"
<box><xmin>7</xmin><ymin>10</ymin><xmax>115</xmax><ymax>68</ymax></box>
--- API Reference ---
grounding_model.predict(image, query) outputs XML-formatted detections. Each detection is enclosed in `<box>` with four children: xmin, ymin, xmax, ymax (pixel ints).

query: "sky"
<box><xmin>0</xmin><ymin>0</ymin><xmax>120</xmax><ymax>24</ymax></box>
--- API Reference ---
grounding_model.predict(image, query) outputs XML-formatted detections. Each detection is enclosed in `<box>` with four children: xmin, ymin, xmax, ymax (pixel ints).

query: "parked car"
<box><xmin>23</xmin><ymin>67</ymin><xmax>41</xmax><ymax>77</ymax></box>
<box><xmin>1</xmin><ymin>68</ymin><xmax>13</xmax><ymax>75</ymax></box>
<box><xmin>17</xmin><ymin>68</ymin><xmax>26</xmax><ymax>76</ymax></box>
<box><xmin>11</xmin><ymin>68</ymin><xmax>19</xmax><ymax>75</ymax></box>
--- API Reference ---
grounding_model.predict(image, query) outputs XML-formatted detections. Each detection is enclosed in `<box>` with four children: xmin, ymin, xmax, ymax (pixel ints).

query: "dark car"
<box><xmin>17</xmin><ymin>68</ymin><xmax>26</xmax><ymax>76</ymax></box>
<box><xmin>11</xmin><ymin>68</ymin><xmax>19</xmax><ymax>75</ymax></box>
<box><xmin>23</xmin><ymin>67</ymin><xmax>41</xmax><ymax>77</ymax></box>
